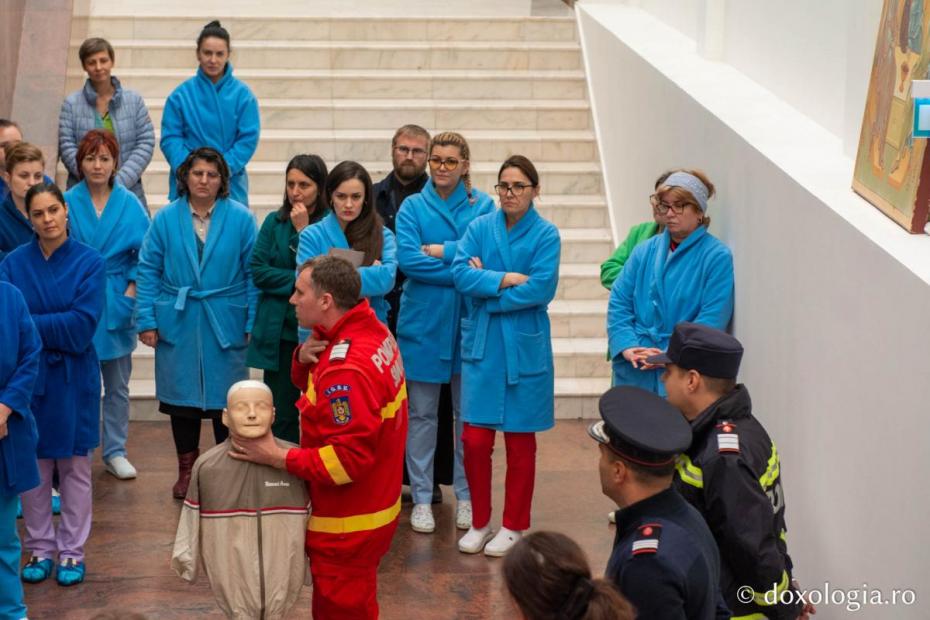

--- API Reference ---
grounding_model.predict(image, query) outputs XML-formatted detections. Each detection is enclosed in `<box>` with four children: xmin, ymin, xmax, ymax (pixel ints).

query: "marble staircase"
<box><xmin>66</xmin><ymin>12</ymin><xmax>612</xmax><ymax>419</ymax></box>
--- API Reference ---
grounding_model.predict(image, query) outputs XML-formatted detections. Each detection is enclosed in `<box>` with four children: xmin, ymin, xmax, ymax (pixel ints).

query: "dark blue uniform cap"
<box><xmin>646</xmin><ymin>322</ymin><xmax>743</xmax><ymax>379</ymax></box>
<box><xmin>588</xmin><ymin>386</ymin><xmax>692</xmax><ymax>467</ymax></box>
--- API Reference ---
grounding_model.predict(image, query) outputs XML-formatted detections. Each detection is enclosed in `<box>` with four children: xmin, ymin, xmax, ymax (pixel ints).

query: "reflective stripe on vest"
<box><xmin>754</xmin><ymin>570</ymin><xmax>790</xmax><ymax>606</ymax></box>
<box><xmin>759</xmin><ymin>442</ymin><xmax>779</xmax><ymax>489</ymax></box>
<box><xmin>381</xmin><ymin>381</ymin><xmax>407</xmax><ymax>420</ymax></box>
<box><xmin>307</xmin><ymin>496</ymin><xmax>402</xmax><ymax>534</ymax></box>
<box><xmin>676</xmin><ymin>454</ymin><xmax>704</xmax><ymax>489</ymax></box>
<box><xmin>731</xmin><ymin>615</ymin><xmax>768</xmax><ymax>620</ymax></box>
<box><xmin>318</xmin><ymin>445</ymin><xmax>352</xmax><ymax>485</ymax></box>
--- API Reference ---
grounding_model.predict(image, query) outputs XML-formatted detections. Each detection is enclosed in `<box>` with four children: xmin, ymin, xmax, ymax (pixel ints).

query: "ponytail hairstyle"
<box><xmin>503</xmin><ymin>532</ymin><xmax>634</xmax><ymax>620</ymax></box>
<box><xmin>429</xmin><ymin>131</ymin><xmax>475</xmax><ymax>204</ymax></box>
<box><xmin>325</xmin><ymin>161</ymin><xmax>383</xmax><ymax>266</ymax></box>
<box><xmin>197</xmin><ymin>20</ymin><xmax>231</xmax><ymax>52</ymax></box>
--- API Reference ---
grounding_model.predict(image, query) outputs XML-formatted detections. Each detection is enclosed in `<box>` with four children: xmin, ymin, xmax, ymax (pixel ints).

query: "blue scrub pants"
<box><xmin>406</xmin><ymin>376</ymin><xmax>469</xmax><ymax>505</ymax></box>
<box><xmin>100</xmin><ymin>354</ymin><xmax>132</xmax><ymax>461</ymax></box>
<box><xmin>0</xmin><ymin>493</ymin><xmax>27</xmax><ymax>620</ymax></box>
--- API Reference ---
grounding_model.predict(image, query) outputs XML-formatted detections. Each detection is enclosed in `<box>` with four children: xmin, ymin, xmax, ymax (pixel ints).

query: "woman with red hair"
<box><xmin>64</xmin><ymin>129</ymin><xmax>150</xmax><ymax>480</ymax></box>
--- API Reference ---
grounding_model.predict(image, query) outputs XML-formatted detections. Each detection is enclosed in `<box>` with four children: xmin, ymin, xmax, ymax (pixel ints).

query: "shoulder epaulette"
<box><xmin>329</xmin><ymin>339</ymin><xmax>351</xmax><ymax>362</ymax></box>
<box><xmin>715</xmin><ymin>420</ymin><xmax>740</xmax><ymax>454</ymax></box>
<box><xmin>632</xmin><ymin>523</ymin><xmax>662</xmax><ymax>556</ymax></box>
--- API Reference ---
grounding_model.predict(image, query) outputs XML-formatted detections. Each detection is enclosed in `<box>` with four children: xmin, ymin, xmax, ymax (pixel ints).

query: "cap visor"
<box><xmin>587</xmin><ymin>421</ymin><xmax>609</xmax><ymax>445</ymax></box>
<box><xmin>645</xmin><ymin>352</ymin><xmax>672</xmax><ymax>365</ymax></box>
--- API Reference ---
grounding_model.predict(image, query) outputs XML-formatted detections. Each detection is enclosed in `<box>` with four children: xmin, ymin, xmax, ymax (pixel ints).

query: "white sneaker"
<box><xmin>458</xmin><ymin>526</ymin><xmax>493</xmax><ymax>554</ymax></box>
<box><xmin>410</xmin><ymin>504</ymin><xmax>435</xmax><ymax>533</ymax></box>
<box><xmin>483</xmin><ymin>527</ymin><xmax>522</xmax><ymax>557</ymax></box>
<box><xmin>455</xmin><ymin>500</ymin><xmax>472</xmax><ymax>531</ymax></box>
<box><xmin>105</xmin><ymin>456</ymin><xmax>138</xmax><ymax>480</ymax></box>
<box><xmin>608</xmin><ymin>510</ymin><xmax>616</xmax><ymax>524</ymax></box>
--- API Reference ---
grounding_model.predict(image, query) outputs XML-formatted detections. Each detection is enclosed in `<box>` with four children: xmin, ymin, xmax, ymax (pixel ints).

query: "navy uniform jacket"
<box><xmin>608</xmin><ymin>486</ymin><xmax>730</xmax><ymax>620</ymax></box>
<box><xmin>674</xmin><ymin>385</ymin><xmax>801</xmax><ymax>619</ymax></box>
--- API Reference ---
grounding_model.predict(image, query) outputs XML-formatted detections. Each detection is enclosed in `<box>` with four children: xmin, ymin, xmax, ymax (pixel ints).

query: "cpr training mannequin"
<box><xmin>171</xmin><ymin>380</ymin><xmax>309</xmax><ymax>620</ymax></box>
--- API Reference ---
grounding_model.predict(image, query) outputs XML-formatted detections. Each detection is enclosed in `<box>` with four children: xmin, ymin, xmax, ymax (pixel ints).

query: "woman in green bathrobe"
<box><xmin>246</xmin><ymin>154</ymin><xmax>328</xmax><ymax>443</ymax></box>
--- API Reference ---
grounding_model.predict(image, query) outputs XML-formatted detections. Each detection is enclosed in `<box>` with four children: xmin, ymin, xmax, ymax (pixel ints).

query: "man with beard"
<box><xmin>373</xmin><ymin>125</ymin><xmax>453</xmax><ymax>505</ymax></box>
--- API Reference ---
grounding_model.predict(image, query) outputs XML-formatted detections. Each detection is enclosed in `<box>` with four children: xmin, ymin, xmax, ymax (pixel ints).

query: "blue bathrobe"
<box><xmin>607</xmin><ymin>226</ymin><xmax>734</xmax><ymax>394</ymax></box>
<box><xmin>0</xmin><ymin>238</ymin><xmax>105</xmax><ymax>458</ymax></box>
<box><xmin>160</xmin><ymin>64</ymin><xmax>260</xmax><ymax>206</ymax></box>
<box><xmin>66</xmin><ymin>181</ymin><xmax>151</xmax><ymax>361</ymax></box>
<box><xmin>295</xmin><ymin>212</ymin><xmax>397</xmax><ymax>340</ymax></box>
<box><xmin>395</xmin><ymin>181</ymin><xmax>495</xmax><ymax>383</ymax></box>
<box><xmin>0</xmin><ymin>281</ymin><xmax>42</xmax><ymax>496</ymax></box>
<box><xmin>0</xmin><ymin>194</ymin><xmax>33</xmax><ymax>263</ymax></box>
<box><xmin>135</xmin><ymin>197</ymin><xmax>258</xmax><ymax>410</ymax></box>
<box><xmin>452</xmin><ymin>206</ymin><xmax>561</xmax><ymax>432</ymax></box>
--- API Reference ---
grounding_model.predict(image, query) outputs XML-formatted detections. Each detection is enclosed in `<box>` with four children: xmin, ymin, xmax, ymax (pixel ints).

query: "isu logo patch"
<box><xmin>330</xmin><ymin>396</ymin><xmax>352</xmax><ymax>426</ymax></box>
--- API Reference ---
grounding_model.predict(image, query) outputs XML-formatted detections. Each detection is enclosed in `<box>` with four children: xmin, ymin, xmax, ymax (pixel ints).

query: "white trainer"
<box><xmin>458</xmin><ymin>525</ymin><xmax>493</xmax><ymax>554</ymax></box>
<box><xmin>608</xmin><ymin>510</ymin><xmax>616</xmax><ymax>524</ymax></box>
<box><xmin>105</xmin><ymin>456</ymin><xmax>138</xmax><ymax>480</ymax></box>
<box><xmin>410</xmin><ymin>504</ymin><xmax>435</xmax><ymax>533</ymax></box>
<box><xmin>483</xmin><ymin>527</ymin><xmax>522</xmax><ymax>557</ymax></box>
<box><xmin>455</xmin><ymin>500</ymin><xmax>472</xmax><ymax>531</ymax></box>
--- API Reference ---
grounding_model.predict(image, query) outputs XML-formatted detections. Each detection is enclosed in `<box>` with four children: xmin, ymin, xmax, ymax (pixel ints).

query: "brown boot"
<box><xmin>172</xmin><ymin>450</ymin><xmax>199</xmax><ymax>499</ymax></box>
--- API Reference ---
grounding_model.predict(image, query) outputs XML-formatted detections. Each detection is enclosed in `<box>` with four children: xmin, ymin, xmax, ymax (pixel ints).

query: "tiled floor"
<box><xmin>20</xmin><ymin>420</ymin><xmax>616</xmax><ymax>619</ymax></box>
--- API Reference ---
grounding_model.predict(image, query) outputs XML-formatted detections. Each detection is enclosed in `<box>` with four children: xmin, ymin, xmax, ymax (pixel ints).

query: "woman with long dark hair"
<box><xmin>0</xmin><ymin>182</ymin><xmax>106</xmax><ymax>586</ymax></box>
<box><xmin>295</xmin><ymin>160</ymin><xmax>397</xmax><ymax>337</ymax></box>
<box><xmin>247</xmin><ymin>154</ymin><xmax>328</xmax><ymax>443</ymax></box>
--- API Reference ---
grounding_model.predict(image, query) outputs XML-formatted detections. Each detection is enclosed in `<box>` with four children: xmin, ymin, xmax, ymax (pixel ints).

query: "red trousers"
<box><xmin>462</xmin><ymin>423</ymin><xmax>537</xmax><ymax>531</ymax></box>
<box><xmin>310</xmin><ymin>558</ymin><xmax>378</xmax><ymax>619</ymax></box>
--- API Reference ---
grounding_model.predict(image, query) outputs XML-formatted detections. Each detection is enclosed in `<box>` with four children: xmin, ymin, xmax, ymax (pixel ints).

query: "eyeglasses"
<box><xmin>494</xmin><ymin>183</ymin><xmax>535</xmax><ymax>197</ymax></box>
<box><xmin>428</xmin><ymin>156</ymin><xmax>462</xmax><ymax>171</ymax></box>
<box><xmin>649</xmin><ymin>194</ymin><xmax>694</xmax><ymax>215</ymax></box>
<box><xmin>394</xmin><ymin>145</ymin><xmax>427</xmax><ymax>158</ymax></box>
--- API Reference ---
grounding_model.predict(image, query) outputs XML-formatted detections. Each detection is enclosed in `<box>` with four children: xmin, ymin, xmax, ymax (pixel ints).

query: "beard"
<box><xmin>394</xmin><ymin>161</ymin><xmax>424</xmax><ymax>183</ymax></box>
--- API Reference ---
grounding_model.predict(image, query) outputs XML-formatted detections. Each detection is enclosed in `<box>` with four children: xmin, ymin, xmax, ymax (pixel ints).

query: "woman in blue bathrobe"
<box><xmin>0</xmin><ymin>143</ymin><xmax>46</xmax><ymax>261</ymax></box>
<box><xmin>136</xmin><ymin>147</ymin><xmax>258</xmax><ymax>499</ymax></box>
<box><xmin>0</xmin><ymin>182</ymin><xmax>106</xmax><ymax>587</ymax></box>
<box><xmin>452</xmin><ymin>156</ymin><xmax>561</xmax><ymax>558</ymax></box>
<box><xmin>66</xmin><ymin>129</ymin><xmax>150</xmax><ymax>480</ymax></box>
<box><xmin>395</xmin><ymin>131</ymin><xmax>495</xmax><ymax>534</ymax></box>
<box><xmin>606</xmin><ymin>170</ymin><xmax>734</xmax><ymax>395</ymax></box>
<box><xmin>0</xmin><ymin>281</ymin><xmax>42</xmax><ymax>617</ymax></box>
<box><xmin>159</xmin><ymin>21</ymin><xmax>259</xmax><ymax>206</ymax></box>
<box><xmin>296</xmin><ymin>160</ymin><xmax>397</xmax><ymax>339</ymax></box>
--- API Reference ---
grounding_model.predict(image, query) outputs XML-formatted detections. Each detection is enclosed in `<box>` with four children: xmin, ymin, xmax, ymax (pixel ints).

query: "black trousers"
<box><xmin>169</xmin><ymin>415</ymin><xmax>228</xmax><ymax>454</ymax></box>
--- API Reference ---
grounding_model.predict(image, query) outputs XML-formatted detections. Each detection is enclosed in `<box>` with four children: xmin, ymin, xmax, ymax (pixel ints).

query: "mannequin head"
<box><xmin>223</xmin><ymin>380</ymin><xmax>275</xmax><ymax>439</ymax></box>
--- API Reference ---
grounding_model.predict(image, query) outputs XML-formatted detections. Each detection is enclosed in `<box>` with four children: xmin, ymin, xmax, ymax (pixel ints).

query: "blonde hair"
<box><xmin>657</xmin><ymin>169</ymin><xmax>715</xmax><ymax>228</ymax></box>
<box><xmin>430</xmin><ymin>131</ymin><xmax>475</xmax><ymax>204</ymax></box>
<box><xmin>5</xmin><ymin>142</ymin><xmax>44</xmax><ymax>174</ymax></box>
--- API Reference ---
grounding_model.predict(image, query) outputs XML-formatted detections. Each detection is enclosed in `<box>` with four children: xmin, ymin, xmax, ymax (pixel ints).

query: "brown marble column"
<box><xmin>7</xmin><ymin>0</ymin><xmax>74</xmax><ymax>175</ymax></box>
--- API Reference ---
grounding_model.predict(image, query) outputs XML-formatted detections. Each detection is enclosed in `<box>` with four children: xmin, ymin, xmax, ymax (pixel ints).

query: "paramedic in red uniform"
<box><xmin>229</xmin><ymin>255</ymin><xmax>408</xmax><ymax>620</ymax></box>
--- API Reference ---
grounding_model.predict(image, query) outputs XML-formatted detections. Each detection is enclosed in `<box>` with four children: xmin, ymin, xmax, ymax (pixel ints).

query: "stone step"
<box><xmin>549</xmin><ymin>299</ymin><xmax>607</xmax><ymax>338</ymax></box>
<box><xmin>71</xmin><ymin>15</ymin><xmax>577</xmax><ymax>43</ymax></box>
<box><xmin>557</xmin><ymin>263</ymin><xmax>608</xmax><ymax>301</ymax></box>
<box><xmin>137</xmin><ymin>160</ymin><xmax>603</xmax><ymax>196</ymax></box>
<box><xmin>68</xmin><ymin>39</ymin><xmax>581</xmax><ymax>71</ymax></box>
<box><xmin>127</xmin><ymin>377</ymin><xmax>605</xmax><ymax>421</ymax></box>
<box><xmin>146</xmin><ymin>192</ymin><xmax>609</xmax><ymax>229</ymax></box>
<box><xmin>65</xmin><ymin>68</ymin><xmax>587</xmax><ymax>100</ymax></box>
<box><xmin>141</xmin><ymin>98</ymin><xmax>590</xmax><ymax>131</ymax></box>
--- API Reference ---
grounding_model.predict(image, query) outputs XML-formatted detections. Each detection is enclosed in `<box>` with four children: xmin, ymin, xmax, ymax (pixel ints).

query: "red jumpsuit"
<box><xmin>286</xmin><ymin>300</ymin><xmax>408</xmax><ymax>620</ymax></box>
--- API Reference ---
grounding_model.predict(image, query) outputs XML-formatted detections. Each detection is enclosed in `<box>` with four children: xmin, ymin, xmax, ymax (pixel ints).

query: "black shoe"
<box><xmin>431</xmin><ymin>485</ymin><xmax>443</xmax><ymax>504</ymax></box>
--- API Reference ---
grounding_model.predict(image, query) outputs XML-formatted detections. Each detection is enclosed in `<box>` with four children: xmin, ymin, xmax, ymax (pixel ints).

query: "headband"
<box><xmin>663</xmin><ymin>171</ymin><xmax>709</xmax><ymax>212</ymax></box>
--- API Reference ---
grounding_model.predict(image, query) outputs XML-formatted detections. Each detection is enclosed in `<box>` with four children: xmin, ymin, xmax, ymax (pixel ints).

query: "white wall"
<box><xmin>578</xmin><ymin>3</ymin><xmax>930</xmax><ymax>618</ymax></box>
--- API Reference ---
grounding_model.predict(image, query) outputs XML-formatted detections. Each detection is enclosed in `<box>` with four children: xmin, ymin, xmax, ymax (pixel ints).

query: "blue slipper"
<box><xmin>56</xmin><ymin>559</ymin><xmax>85</xmax><ymax>586</ymax></box>
<box><xmin>51</xmin><ymin>491</ymin><xmax>61</xmax><ymax>516</ymax></box>
<box><xmin>22</xmin><ymin>557</ymin><xmax>54</xmax><ymax>583</ymax></box>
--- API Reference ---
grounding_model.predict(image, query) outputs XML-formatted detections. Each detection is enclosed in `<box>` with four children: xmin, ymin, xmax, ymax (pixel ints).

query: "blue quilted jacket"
<box><xmin>58</xmin><ymin>76</ymin><xmax>155</xmax><ymax>208</ymax></box>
